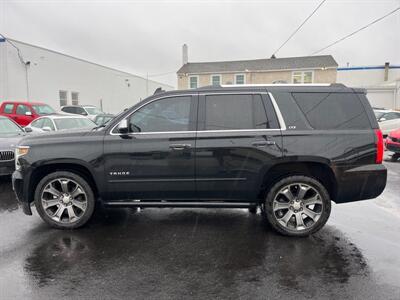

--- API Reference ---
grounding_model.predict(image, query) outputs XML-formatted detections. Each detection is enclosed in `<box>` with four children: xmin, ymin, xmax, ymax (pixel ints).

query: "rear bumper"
<box><xmin>334</xmin><ymin>164</ymin><xmax>387</xmax><ymax>204</ymax></box>
<box><xmin>12</xmin><ymin>170</ymin><xmax>32</xmax><ymax>215</ymax></box>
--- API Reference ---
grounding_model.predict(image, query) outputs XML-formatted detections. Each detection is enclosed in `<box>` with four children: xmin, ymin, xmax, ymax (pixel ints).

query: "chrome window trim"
<box><xmin>268</xmin><ymin>92</ymin><xmax>287</xmax><ymax>130</ymax></box>
<box><xmin>109</xmin><ymin>91</ymin><xmax>286</xmax><ymax>136</ymax></box>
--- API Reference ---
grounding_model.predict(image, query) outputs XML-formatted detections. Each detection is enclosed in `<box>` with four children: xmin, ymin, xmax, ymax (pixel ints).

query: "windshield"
<box><xmin>85</xmin><ymin>106</ymin><xmax>103</xmax><ymax>115</ymax></box>
<box><xmin>374</xmin><ymin>111</ymin><xmax>385</xmax><ymax>120</ymax></box>
<box><xmin>0</xmin><ymin>118</ymin><xmax>23</xmax><ymax>134</ymax></box>
<box><xmin>32</xmin><ymin>104</ymin><xmax>56</xmax><ymax>115</ymax></box>
<box><xmin>54</xmin><ymin>118</ymin><xmax>96</xmax><ymax>131</ymax></box>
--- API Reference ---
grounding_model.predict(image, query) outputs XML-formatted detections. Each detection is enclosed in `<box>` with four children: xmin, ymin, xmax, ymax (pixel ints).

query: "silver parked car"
<box><xmin>0</xmin><ymin>116</ymin><xmax>26</xmax><ymax>176</ymax></box>
<box><xmin>60</xmin><ymin>105</ymin><xmax>104</xmax><ymax>121</ymax></box>
<box><xmin>25</xmin><ymin>114</ymin><xmax>96</xmax><ymax>133</ymax></box>
<box><xmin>374</xmin><ymin>109</ymin><xmax>400</xmax><ymax>136</ymax></box>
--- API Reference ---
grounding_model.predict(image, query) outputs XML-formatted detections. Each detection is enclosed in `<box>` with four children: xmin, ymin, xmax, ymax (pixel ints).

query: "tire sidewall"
<box><xmin>264</xmin><ymin>175</ymin><xmax>331</xmax><ymax>237</ymax></box>
<box><xmin>34</xmin><ymin>171</ymin><xmax>95</xmax><ymax>229</ymax></box>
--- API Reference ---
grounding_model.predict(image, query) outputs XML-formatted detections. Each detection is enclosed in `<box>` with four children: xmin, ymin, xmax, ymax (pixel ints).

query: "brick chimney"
<box><xmin>182</xmin><ymin>44</ymin><xmax>188</xmax><ymax>65</ymax></box>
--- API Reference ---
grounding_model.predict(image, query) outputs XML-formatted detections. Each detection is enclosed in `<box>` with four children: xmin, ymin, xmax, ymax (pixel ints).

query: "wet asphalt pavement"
<box><xmin>1</xmin><ymin>155</ymin><xmax>400</xmax><ymax>299</ymax></box>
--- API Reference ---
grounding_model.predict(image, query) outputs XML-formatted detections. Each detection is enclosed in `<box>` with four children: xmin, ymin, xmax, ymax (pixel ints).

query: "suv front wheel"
<box><xmin>34</xmin><ymin>171</ymin><xmax>95</xmax><ymax>229</ymax></box>
<box><xmin>263</xmin><ymin>175</ymin><xmax>331</xmax><ymax>237</ymax></box>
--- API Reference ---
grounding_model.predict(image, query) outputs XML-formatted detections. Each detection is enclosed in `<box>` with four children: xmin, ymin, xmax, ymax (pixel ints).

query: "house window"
<box><xmin>235</xmin><ymin>74</ymin><xmax>245</xmax><ymax>85</ymax></box>
<box><xmin>292</xmin><ymin>71</ymin><xmax>314</xmax><ymax>84</ymax></box>
<box><xmin>189</xmin><ymin>76</ymin><xmax>198</xmax><ymax>89</ymax></box>
<box><xmin>211</xmin><ymin>75</ymin><xmax>221</xmax><ymax>86</ymax></box>
<box><xmin>59</xmin><ymin>90</ymin><xmax>68</xmax><ymax>107</ymax></box>
<box><xmin>71</xmin><ymin>92</ymin><xmax>79</xmax><ymax>105</ymax></box>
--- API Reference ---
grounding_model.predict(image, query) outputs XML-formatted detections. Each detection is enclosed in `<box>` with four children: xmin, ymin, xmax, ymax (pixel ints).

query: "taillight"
<box><xmin>375</xmin><ymin>129</ymin><xmax>383</xmax><ymax>164</ymax></box>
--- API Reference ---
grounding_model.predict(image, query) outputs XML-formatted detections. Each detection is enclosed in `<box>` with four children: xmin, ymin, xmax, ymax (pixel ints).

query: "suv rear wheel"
<box><xmin>263</xmin><ymin>175</ymin><xmax>331</xmax><ymax>237</ymax></box>
<box><xmin>34</xmin><ymin>171</ymin><xmax>95</xmax><ymax>229</ymax></box>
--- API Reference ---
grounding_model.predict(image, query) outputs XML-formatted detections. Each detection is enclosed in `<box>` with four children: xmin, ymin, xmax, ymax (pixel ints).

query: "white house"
<box><xmin>0</xmin><ymin>38</ymin><xmax>173</xmax><ymax>114</ymax></box>
<box><xmin>337</xmin><ymin>63</ymin><xmax>400</xmax><ymax>110</ymax></box>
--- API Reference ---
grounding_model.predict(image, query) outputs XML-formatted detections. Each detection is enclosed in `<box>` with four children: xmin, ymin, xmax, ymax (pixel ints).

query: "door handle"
<box><xmin>252</xmin><ymin>140</ymin><xmax>276</xmax><ymax>147</ymax></box>
<box><xmin>169</xmin><ymin>144</ymin><xmax>192</xmax><ymax>150</ymax></box>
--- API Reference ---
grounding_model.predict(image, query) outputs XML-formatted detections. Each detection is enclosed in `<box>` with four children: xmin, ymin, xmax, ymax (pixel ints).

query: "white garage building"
<box><xmin>337</xmin><ymin>64</ymin><xmax>400</xmax><ymax>110</ymax></box>
<box><xmin>0</xmin><ymin>38</ymin><xmax>173</xmax><ymax>114</ymax></box>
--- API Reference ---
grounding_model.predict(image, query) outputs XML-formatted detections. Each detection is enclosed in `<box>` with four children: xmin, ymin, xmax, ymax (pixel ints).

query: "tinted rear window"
<box><xmin>204</xmin><ymin>94</ymin><xmax>271</xmax><ymax>130</ymax></box>
<box><xmin>292</xmin><ymin>92</ymin><xmax>371</xmax><ymax>130</ymax></box>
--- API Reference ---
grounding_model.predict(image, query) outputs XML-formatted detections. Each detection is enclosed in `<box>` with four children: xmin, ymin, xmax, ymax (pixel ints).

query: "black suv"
<box><xmin>12</xmin><ymin>84</ymin><xmax>387</xmax><ymax>236</ymax></box>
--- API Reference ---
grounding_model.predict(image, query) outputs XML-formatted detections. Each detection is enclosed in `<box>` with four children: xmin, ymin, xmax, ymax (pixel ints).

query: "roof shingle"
<box><xmin>177</xmin><ymin>55</ymin><xmax>338</xmax><ymax>74</ymax></box>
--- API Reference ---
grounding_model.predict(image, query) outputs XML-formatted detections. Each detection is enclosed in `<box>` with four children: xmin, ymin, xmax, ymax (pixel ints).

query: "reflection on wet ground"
<box><xmin>12</xmin><ymin>208</ymin><xmax>391</xmax><ymax>299</ymax></box>
<box><xmin>1</xmin><ymin>158</ymin><xmax>400</xmax><ymax>299</ymax></box>
<box><xmin>0</xmin><ymin>176</ymin><xmax>19</xmax><ymax>212</ymax></box>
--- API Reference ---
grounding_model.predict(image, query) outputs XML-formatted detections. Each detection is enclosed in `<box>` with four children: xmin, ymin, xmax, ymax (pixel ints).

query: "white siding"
<box><xmin>0</xmin><ymin>39</ymin><xmax>173</xmax><ymax>114</ymax></box>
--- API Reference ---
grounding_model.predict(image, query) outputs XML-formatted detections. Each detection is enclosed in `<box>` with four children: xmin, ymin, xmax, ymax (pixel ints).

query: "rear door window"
<box><xmin>292</xmin><ymin>92</ymin><xmax>371</xmax><ymax>130</ymax></box>
<box><xmin>3</xmin><ymin>104</ymin><xmax>14</xmax><ymax>114</ymax></box>
<box><xmin>204</xmin><ymin>94</ymin><xmax>272</xmax><ymax>130</ymax></box>
<box><xmin>62</xmin><ymin>107</ymin><xmax>73</xmax><ymax>113</ymax></box>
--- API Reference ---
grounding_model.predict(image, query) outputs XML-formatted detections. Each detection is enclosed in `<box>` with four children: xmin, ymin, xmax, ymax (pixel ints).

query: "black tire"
<box><xmin>34</xmin><ymin>171</ymin><xmax>96</xmax><ymax>229</ymax></box>
<box><xmin>391</xmin><ymin>153</ymin><xmax>400</xmax><ymax>162</ymax></box>
<box><xmin>263</xmin><ymin>175</ymin><xmax>331</xmax><ymax>237</ymax></box>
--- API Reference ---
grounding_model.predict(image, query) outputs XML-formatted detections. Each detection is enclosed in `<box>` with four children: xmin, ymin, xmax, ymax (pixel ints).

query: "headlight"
<box><xmin>15</xmin><ymin>146</ymin><xmax>30</xmax><ymax>171</ymax></box>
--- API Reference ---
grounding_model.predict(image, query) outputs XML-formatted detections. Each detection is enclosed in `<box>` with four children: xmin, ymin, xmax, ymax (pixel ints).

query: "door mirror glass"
<box><xmin>24</xmin><ymin>127</ymin><xmax>33</xmax><ymax>133</ymax></box>
<box><xmin>118</xmin><ymin>119</ymin><xmax>129</xmax><ymax>134</ymax></box>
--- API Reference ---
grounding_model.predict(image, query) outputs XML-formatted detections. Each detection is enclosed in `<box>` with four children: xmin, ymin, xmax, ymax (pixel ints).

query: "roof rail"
<box><xmin>219</xmin><ymin>83</ymin><xmax>333</xmax><ymax>88</ymax></box>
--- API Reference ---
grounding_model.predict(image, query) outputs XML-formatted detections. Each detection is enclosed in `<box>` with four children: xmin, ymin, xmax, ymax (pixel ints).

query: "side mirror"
<box><xmin>42</xmin><ymin>126</ymin><xmax>52</xmax><ymax>132</ymax></box>
<box><xmin>25</xmin><ymin>111</ymin><xmax>32</xmax><ymax>116</ymax></box>
<box><xmin>24</xmin><ymin>127</ymin><xmax>33</xmax><ymax>133</ymax></box>
<box><xmin>118</xmin><ymin>119</ymin><xmax>129</xmax><ymax>134</ymax></box>
<box><xmin>81</xmin><ymin>112</ymin><xmax>88</xmax><ymax>116</ymax></box>
<box><xmin>379</xmin><ymin>117</ymin><xmax>386</xmax><ymax>122</ymax></box>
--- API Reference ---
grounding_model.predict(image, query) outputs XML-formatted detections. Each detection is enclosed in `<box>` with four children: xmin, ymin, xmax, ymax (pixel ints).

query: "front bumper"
<box><xmin>0</xmin><ymin>161</ymin><xmax>15</xmax><ymax>176</ymax></box>
<box><xmin>12</xmin><ymin>170</ymin><xmax>32</xmax><ymax>215</ymax></box>
<box><xmin>335</xmin><ymin>164</ymin><xmax>387</xmax><ymax>204</ymax></box>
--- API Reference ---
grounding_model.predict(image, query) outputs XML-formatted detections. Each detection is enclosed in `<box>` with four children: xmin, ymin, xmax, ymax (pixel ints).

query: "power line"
<box><xmin>272</xmin><ymin>0</ymin><xmax>326</xmax><ymax>57</ymax></box>
<box><xmin>0</xmin><ymin>33</ymin><xmax>28</xmax><ymax>64</ymax></box>
<box><xmin>311</xmin><ymin>6</ymin><xmax>400</xmax><ymax>55</ymax></box>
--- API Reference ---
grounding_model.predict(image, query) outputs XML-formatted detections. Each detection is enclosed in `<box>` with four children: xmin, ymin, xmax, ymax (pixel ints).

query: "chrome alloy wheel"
<box><xmin>41</xmin><ymin>178</ymin><xmax>88</xmax><ymax>224</ymax></box>
<box><xmin>272</xmin><ymin>183</ymin><xmax>323</xmax><ymax>231</ymax></box>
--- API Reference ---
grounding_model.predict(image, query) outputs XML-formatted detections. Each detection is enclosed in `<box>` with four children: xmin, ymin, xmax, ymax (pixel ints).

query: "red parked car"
<box><xmin>386</xmin><ymin>128</ymin><xmax>400</xmax><ymax>161</ymax></box>
<box><xmin>0</xmin><ymin>101</ymin><xmax>56</xmax><ymax>127</ymax></box>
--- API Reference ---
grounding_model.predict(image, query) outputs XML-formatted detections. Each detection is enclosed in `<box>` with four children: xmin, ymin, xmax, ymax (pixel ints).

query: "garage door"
<box><xmin>366</xmin><ymin>89</ymin><xmax>395</xmax><ymax>109</ymax></box>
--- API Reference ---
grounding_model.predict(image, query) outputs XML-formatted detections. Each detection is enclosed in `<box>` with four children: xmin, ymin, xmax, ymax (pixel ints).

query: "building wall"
<box><xmin>337</xmin><ymin>66</ymin><xmax>400</xmax><ymax>110</ymax></box>
<box><xmin>337</xmin><ymin>67</ymin><xmax>400</xmax><ymax>87</ymax></box>
<box><xmin>0</xmin><ymin>40</ymin><xmax>173</xmax><ymax>114</ymax></box>
<box><xmin>177</xmin><ymin>68</ymin><xmax>337</xmax><ymax>89</ymax></box>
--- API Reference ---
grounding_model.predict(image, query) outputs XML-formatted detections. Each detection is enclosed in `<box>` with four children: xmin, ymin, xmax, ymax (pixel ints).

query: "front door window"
<box><xmin>129</xmin><ymin>96</ymin><xmax>192</xmax><ymax>133</ymax></box>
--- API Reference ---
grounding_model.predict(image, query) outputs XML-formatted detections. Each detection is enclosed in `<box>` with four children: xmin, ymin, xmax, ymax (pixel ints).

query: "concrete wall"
<box><xmin>0</xmin><ymin>40</ymin><xmax>173</xmax><ymax>114</ymax></box>
<box><xmin>177</xmin><ymin>68</ymin><xmax>337</xmax><ymax>89</ymax></box>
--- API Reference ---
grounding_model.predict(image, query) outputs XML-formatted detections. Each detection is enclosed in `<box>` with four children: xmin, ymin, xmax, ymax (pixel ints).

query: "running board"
<box><xmin>103</xmin><ymin>201</ymin><xmax>255</xmax><ymax>209</ymax></box>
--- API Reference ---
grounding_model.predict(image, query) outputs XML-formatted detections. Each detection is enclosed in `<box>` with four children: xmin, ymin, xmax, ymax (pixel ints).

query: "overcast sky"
<box><xmin>1</xmin><ymin>0</ymin><xmax>399</xmax><ymax>87</ymax></box>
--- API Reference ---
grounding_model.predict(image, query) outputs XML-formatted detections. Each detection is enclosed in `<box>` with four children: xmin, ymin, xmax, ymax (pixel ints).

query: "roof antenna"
<box><xmin>153</xmin><ymin>87</ymin><xmax>165</xmax><ymax>95</ymax></box>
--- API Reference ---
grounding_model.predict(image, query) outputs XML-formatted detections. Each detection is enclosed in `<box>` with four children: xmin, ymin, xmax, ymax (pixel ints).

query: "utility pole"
<box><xmin>25</xmin><ymin>62</ymin><xmax>30</xmax><ymax>101</ymax></box>
<box><xmin>146</xmin><ymin>72</ymin><xmax>149</xmax><ymax>97</ymax></box>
